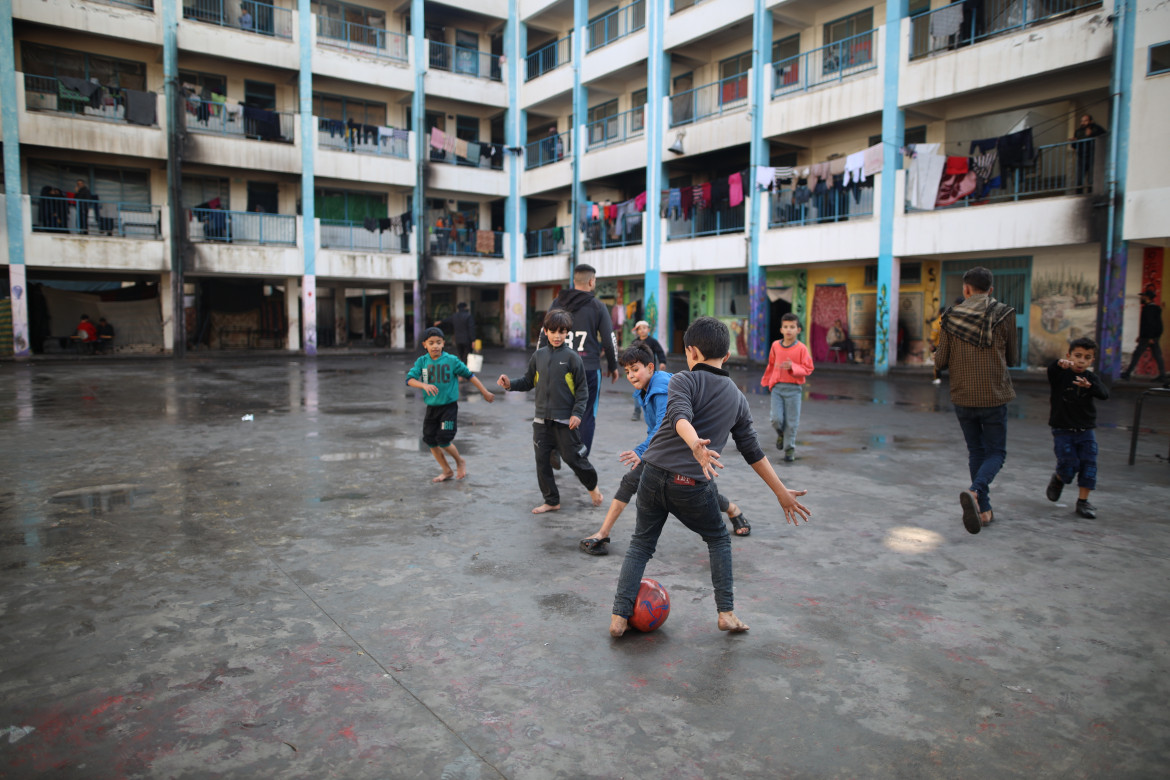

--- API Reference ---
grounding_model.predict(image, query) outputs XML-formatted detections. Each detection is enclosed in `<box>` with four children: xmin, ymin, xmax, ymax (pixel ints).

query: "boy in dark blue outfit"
<box><xmin>1045</xmin><ymin>337</ymin><xmax>1109</xmax><ymax>519</ymax></box>
<box><xmin>609</xmin><ymin>317</ymin><xmax>811</xmax><ymax>637</ymax></box>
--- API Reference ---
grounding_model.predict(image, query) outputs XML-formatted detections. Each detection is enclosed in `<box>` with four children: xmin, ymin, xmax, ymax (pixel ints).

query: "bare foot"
<box><xmin>589</xmin><ymin>487</ymin><xmax>604</xmax><ymax>507</ymax></box>
<box><xmin>432</xmin><ymin>471</ymin><xmax>455</xmax><ymax>483</ymax></box>
<box><xmin>718</xmin><ymin>611</ymin><xmax>750</xmax><ymax>632</ymax></box>
<box><xmin>455</xmin><ymin>458</ymin><xmax>467</xmax><ymax>480</ymax></box>
<box><xmin>609</xmin><ymin>615</ymin><xmax>628</xmax><ymax>637</ymax></box>
<box><xmin>532</xmin><ymin>503</ymin><xmax>560</xmax><ymax>514</ymax></box>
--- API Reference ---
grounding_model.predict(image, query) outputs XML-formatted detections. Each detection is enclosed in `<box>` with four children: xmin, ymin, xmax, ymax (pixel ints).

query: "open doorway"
<box><xmin>670</xmin><ymin>291</ymin><xmax>690</xmax><ymax>353</ymax></box>
<box><xmin>767</xmin><ymin>287</ymin><xmax>792</xmax><ymax>345</ymax></box>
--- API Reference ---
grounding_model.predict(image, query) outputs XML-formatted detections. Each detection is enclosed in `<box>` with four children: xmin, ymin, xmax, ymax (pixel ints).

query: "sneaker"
<box><xmin>1045</xmin><ymin>472</ymin><xmax>1064</xmax><ymax>502</ymax></box>
<box><xmin>1076</xmin><ymin>499</ymin><xmax>1097</xmax><ymax>519</ymax></box>
<box><xmin>550</xmin><ymin>451</ymin><xmax>562</xmax><ymax>471</ymax></box>
<box><xmin>776</xmin><ymin>434</ymin><xmax>785</xmax><ymax>451</ymax></box>
<box><xmin>784</xmin><ymin>448</ymin><xmax>796</xmax><ymax>463</ymax></box>
<box><xmin>631</xmin><ymin>410</ymin><xmax>642</xmax><ymax>421</ymax></box>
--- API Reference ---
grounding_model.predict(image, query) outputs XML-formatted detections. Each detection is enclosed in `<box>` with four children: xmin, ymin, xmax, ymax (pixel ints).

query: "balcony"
<box><xmin>772</xmin><ymin>30</ymin><xmax>877</xmax><ymax>99</ymax></box>
<box><xmin>583</xmin><ymin>218</ymin><xmax>642</xmax><ymax>251</ymax></box>
<box><xmin>769</xmin><ymin>187</ymin><xmax>875</xmax><ymax>228</ymax></box>
<box><xmin>428</xmin><ymin>227</ymin><xmax>504</xmax><ymax>258</ymax></box>
<box><xmin>89</xmin><ymin>0</ymin><xmax>153</xmax><ymax>9</ymax></box>
<box><xmin>670</xmin><ymin>74</ymin><xmax>749</xmax><ymax>128</ymax></box>
<box><xmin>587</xmin><ymin>1</ymin><xmax>645</xmax><ymax>52</ymax></box>
<box><xmin>428</xmin><ymin>41</ymin><xmax>502</xmax><ymax>81</ymax></box>
<box><xmin>525</xmin><ymin>131</ymin><xmax>571</xmax><ymax>169</ymax></box>
<box><xmin>586</xmin><ymin>107</ymin><xmax>644</xmax><ymax>151</ymax></box>
<box><xmin>33</xmin><ymin>197</ymin><xmax>162</xmax><ymax>240</ymax></box>
<box><xmin>316</xmin><ymin>17</ymin><xmax>408</xmax><ymax>64</ymax></box>
<box><xmin>183</xmin><ymin>0</ymin><xmax>293</xmax><ymax>39</ymax></box>
<box><xmin>24</xmin><ymin>75</ymin><xmax>157</xmax><ymax>127</ymax></box>
<box><xmin>19</xmin><ymin>75</ymin><xmax>166</xmax><ymax>158</ymax></box>
<box><xmin>426</xmin><ymin>40</ymin><xmax>507</xmax><ymax>106</ymax></box>
<box><xmin>909</xmin><ymin>0</ymin><xmax>1103</xmax><ymax>61</ymax></box>
<box><xmin>319</xmin><ymin>120</ymin><xmax>409</xmax><ymax>159</ymax></box>
<box><xmin>525</xmin><ymin>227</ymin><xmax>568</xmax><ymax>258</ymax></box>
<box><xmin>13</xmin><ymin>0</ymin><xmax>162</xmax><ymax>45</ymax></box>
<box><xmin>668</xmin><ymin>204</ymin><xmax>744</xmax><ymax>240</ymax></box>
<box><xmin>185</xmin><ymin>100</ymin><xmax>294</xmax><ymax>143</ymax></box>
<box><xmin>320</xmin><ymin>220</ymin><xmax>409</xmax><ymax>253</ymax></box>
<box><xmin>526</xmin><ymin>36</ymin><xmax>571</xmax><ymax>81</ymax></box>
<box><xmin>188</xmin><ymin>209</ymin><xmax>297</xmax><ymax>246</ymax></box>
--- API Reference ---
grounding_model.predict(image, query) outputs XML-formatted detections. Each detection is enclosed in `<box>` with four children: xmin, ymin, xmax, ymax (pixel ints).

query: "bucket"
<box><xmin>466</xmin><ymin>353</ymin><xmax>484</xmax><ymax>373</ymax></box>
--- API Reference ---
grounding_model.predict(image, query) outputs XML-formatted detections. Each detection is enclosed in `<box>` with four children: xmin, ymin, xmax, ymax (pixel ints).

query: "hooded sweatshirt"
<box><xmin>538</xmin><ymin>288</ymin><xmax>618</xmax><ymax>372</ymax></box>
<box><xmin>633</xmin><ymin>369</ymin><xmax>672</xmax><ymax>458</ymax></box>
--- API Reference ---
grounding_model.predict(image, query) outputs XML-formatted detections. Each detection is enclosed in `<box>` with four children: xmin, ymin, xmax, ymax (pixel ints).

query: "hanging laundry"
<box><xmin>710</xmin><ymin>177</ymin><xmax>729</xmax><ymax>205</ymax></box>
<box><xmin>930</xmin><ymin>4</ymin><xmax>964</xmax><ymax>38</ymax></box>
<box><xmin>476</xmin><ymin>230</ymin><xmax>496</xmax><ymax>254</ymax></box>
<box><xmin>773</xmin><ymin>167</ymin><xmax>795</xmax><ymax>188</ymax></box>
<box><xmin>378</xmin><ymin>218</ymin><xmax>394</xmax><ymax>232</ymax></box>
<box><xmin>430</xmin><ymin>126</ymin><xmax>445</xmax><ymax>150</ymax></box>
<box><xmin>936</xmin><ymin>170</ymin><xmax>977</xmax><ymax>208</ymax></box>
<box><xmin>454</xmin><ymin>138</ymin><xmax>469</xmax><ymax>158</ymax></box>
<box><xmin>633</xmin><ymin>191</ymin><xmax>647</xmax><ymax>212</ymax></box>
<box><xmin>863</xmin><ymin>143</ymin><xmax>884</xmax><ymax>177</ymax></box>
<box><xmin>552</xmin><ymin>226</ymin><xmax>564</xmax><ymax>243</ymax></box>
<box><xmin>123</xmin><ymin>89</ymin><xmax>156</xmax><ymax>126</ymax></box>
<box><xmin>700</xmin><ymin>182</ymin><xmax>712</xmax><ymax>208</ymax></box>
<box><xmin>755</xmin><ymin>166</ymin><xmax>776</xmax><ymax>191</ymax></box>
<box><xmin>668</xmin><ymin>188</ymin><xmax>682</xmax><ymax>219</ymax></box>
<box><xmin>680</xmin><ymin>186</ymin><xmax>693</xmax><ymax>219</ymax></box>
<box><xmin>969</xmin><ymin>137</ymin><xmax>998</xmax><ymax>155</ymax></box>
<box><xmin>363</xmin><ymin>217</ymin><xmax>377</xmax><ymax>232</ymax></box>
<box><xmin>466</xmin><ymin>141</ymin><xmax>481</xmax><ymax>161</ymax></box>
<box><xmin>997</xmin><ymin>128</ymin><xmax>1035</xmax><ymax>168</ymax></box>
<box><xmin>808</xmin><ymin>162</ymin><xmax>830</xmax><ymax>192</ymax></box>
<box><xmin>828</xmin><ymin>157</ymin><xmax>847</xmax><ymax>178</ymax></box>
<box><xmin>844</xmin><ymin>151</ymin><xmax>866</xmax><ymax>186</ymax></box>
<box><xmin>970</xmin><ymin>149</ymin><xmax>999</xmax><ymax>196</ymax></box>
<box><xmin>944</xmin><ymin>156</ymin><xmax>969</xmax><ymax>175</ymax></box>
<box><xmin>444</xmin><ymin>132</ymin><xmax>457</xmax><ymax>154</ymax></box>
<box><xmin>906</xmin><ymin>144</ymin><xmax>946</xmax><ymax>211</ymax></box>
<box><xmin>729</xmin><ymin>172</ymin><xmax>744</xmax><ymax>207</ymax></box>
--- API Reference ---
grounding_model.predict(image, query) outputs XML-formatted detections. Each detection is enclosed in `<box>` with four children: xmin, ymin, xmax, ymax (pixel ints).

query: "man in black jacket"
<box><xmin>436</xmin><ymin>302</ymin><xmax>475</xmax><ymax>364</ymax></box>
<box><xmin>1120</xmin><ymin>289</ymin><xmax>1166</xmax><ymax>383</ymax></box>
<box><xmin>539</xmin><ymin>264</ymin><xmax>619</xmax><ymax>456</ymax></box>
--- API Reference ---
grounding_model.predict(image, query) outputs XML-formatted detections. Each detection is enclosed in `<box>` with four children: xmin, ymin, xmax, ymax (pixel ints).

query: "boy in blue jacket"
<box><xmin>579</xmin><ymin>345</ymin><xmax>751</xmax><ymax>557</ymax></box>
<box><xmin>407</xmin><ymin>327</ymin><xmax>495</xmax><ymax>482</ymax></box>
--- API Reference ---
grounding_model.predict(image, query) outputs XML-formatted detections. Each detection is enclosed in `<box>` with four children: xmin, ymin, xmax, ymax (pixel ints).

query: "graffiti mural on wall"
<box><xmin>1029</xmin><ymin>267</ymin><xmax>1099</xmax><ymax>366</ymax></box>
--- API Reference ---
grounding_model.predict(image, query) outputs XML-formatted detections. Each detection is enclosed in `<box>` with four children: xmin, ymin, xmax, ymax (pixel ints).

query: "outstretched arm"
<box><xmin>469</xmin><ymin>375</ymin><xmax>495</xmax><ymax>402</ymax></box>
<box><xmin>748</xmin><ymin>456</ymin><xmax>810</xmax><ymax>525</ymax></box>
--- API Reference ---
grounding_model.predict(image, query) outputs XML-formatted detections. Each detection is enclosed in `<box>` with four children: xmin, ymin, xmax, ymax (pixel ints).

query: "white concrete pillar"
<box><xmin>390</xmin><ymin>280</ymin><xmax>406</xmax><ymax>349</ymax></box>
<box><xmin>505</xmin><ymin>281</ymin><xmax>526</xmax><ymax>348</ymax></box>
<box><xmin>334</xmin><ymin>284</ymin><xmax>348</xmax><ymax>346</ymax></box>
<box><xmin>285</xmin><ymin>276</ymin><xmax>301</xmax><ymax>351</ymax></box>
<box><xmin>302</xmin><ymin>274</ymin><xmax>317</xmax><ymax>355</ymax></box>
<box><xmin>159</xmin><ymin>271</ymin><xmax>175</xmax><ymax>352</ymax></box>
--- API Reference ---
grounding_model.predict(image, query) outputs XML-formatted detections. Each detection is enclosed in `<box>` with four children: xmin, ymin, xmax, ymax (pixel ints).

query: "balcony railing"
<box><xmin>24</xmin><ymin>75</ymin><xmax>157</xmax><ymax>125</ymax></box>
<box><xmin>320</xmin><ymin>220</ymin><xmax>409</xmax><ymax>252</ymax></box>
<box><xmin>583</xmin><ymin>218</ymin><xmax>642</xmax><ymax>250</ymax></box>
<box><xmin>525</xmin><ymin>227</ymin><xmax>567</xmax><ymax>257</ymax></box>
<box><xmin>910</xmin><ymin>0</ymin><xmax>1102</xmax><ymax>60</ymax></box>
<box><xmin>670</xmin><ymin>73</ymin><xmax>749</xmax><ymax>128</ymax></box>
<box><xmin>188</xmin><ymin>209</ymin><xmax>297</xmax><ymax>245</ymax></box>
<box><xmin>525</xmin><ymin>132</ymin><xmax>570</xmax><ymax>169</ymax></box>
<box><xmin>587</xmin><ymin>0</ymin><xmax>646</xmax><ymax>52</ymax></box>
<box><xmin>183</xmin><ymin>0</ymin><xmax>294</xmax><ymax>40</ymax></box>
<box><xmin>318</xmin><ymin>119</ymin><xmax>409</xmax><ymax>158</ymax></box>
<box><xmin>586</xmin><ymin>106</ymin><xmax>645</xmax><ymax>151</ymax></box>
<box><xmin>184</xmin><ymin>100</ymin><xmax>295</xmax><ymax>143</ymax></box>
<box><xmin>772</xmin><ymin>30</ymin><xmax>877</xmax><ymax>98</ymax></box>
<box><xmin>428</xmin><ymin>227</ymin><xmax>504</xmax><ymax>258</ymax></box>
<box><xmin>667</xmin><ymin>205</ymin><xmax>745</xmax><ymax>239</ymax></box>
<box><xmin>909</xmin><ymin>138</ymin><xmax>1101</xmax><ymax>211</ymax></box>
<box><xmin>33</xmin><ymin>197</ymin><xmax>162</xmax><ymax>239</ymax></box>
<box><xmin>428</xmin><ymin>41</ymin><xmax>502</xmax><ymax>81</ymax></box>
<box><xmin>769</xmin><ymin>187</ymin><xmax>875</xmax><ymax>228</ymax></box>
<box><xmin>316</xmin><ymin>17</ymin><xmax>408</xmax><ymax>63</ymax></box>
<box><xmin>526</xmin><ymin>36</ymin><xmax>571</xmax><ymax>81</ymax></box>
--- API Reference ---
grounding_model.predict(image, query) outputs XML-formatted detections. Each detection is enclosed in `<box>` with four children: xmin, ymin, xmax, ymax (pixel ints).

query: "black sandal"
<box><xmin>728</xmin><ymin>512</ymin><xmax>751</xmax><ymax>536</ymax></box>
<box><xmin>579</xmin><ymin>537</ymin><xmax>609</xmax><ymax>556</ymax></box>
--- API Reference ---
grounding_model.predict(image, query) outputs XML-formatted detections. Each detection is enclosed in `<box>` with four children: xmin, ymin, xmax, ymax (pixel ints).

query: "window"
<box><xmin>29</xmin><ymin>160</ymin><xmax>151</xmax><ymax>205</ymax></box>
<box><xmin>1150</xmin><ymin>42</ymin><xmax>1170</xmax><ymax>76</ymax></box>
<box><xmin>587</xmin><ymin>99</ymin><xmax>618</xmax><ymax>145</ymax></box>
<box><xmin>864</xmin><ymin>262</ymin><xmax>922</xmax><ymax>287</ymax></box>
<box><xmin>715</xmin><ymin>275</ymin><xmax>749</xmax><ymax>317</ymax></box>
<box><xmin>823</xmin><ymin>8</ymin><xmax>874</xmax><ymax>72</ymax></box>
<box><xmin>315</xmin><ymin>1</ymin><xmax>386</xmax><ymax>46</ymax></box>
<box><xmin>868</xmin><ymin>125</ymin><xmax>926</xmax><ymax>147</ymax></box>
<box><xmin>909</xmin><ymin>0</ymin><xmax>931</xmax><ymax>15</ymax></box>
<box><xmin>719</xmin><ymin>52</ymin><xmax>751</xmax><ymax>105</ymax></box>
<box><xmin>313</xmin><ymin>93</ymin><xmax>387</xmax><ymax>125</ymax></box>
<box><xmin>315</xmin><ymin>188</ymin><xmax>386</xmax><ymax>222</ymax></box>
<box><xmin>244</xmin><ymin>80</ymin><xmax>275</xmax><ymax>109</ymax></box>
<box><xmin>182</xmin><ymin>176</ymin><xmax>229</xmax><ymax>209</ymax></box>
<box><xmin>22</xmin><ymin>42</ymin><xmax>147</xmax><ymax>90</ymax></box>
<box><xmin>772</xmin><ymin>34</ymin><xmax>801</xmax><ymax>88</ymax></box>
<box><xmin>631</xmin><ymin>88</ymin><xmax>647</xmax><ymax>132</ymax></box>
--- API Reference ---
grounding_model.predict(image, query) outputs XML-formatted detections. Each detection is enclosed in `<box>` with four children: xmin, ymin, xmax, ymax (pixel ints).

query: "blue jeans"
<box><xmin>579</xmin><ymin>369</ymin><xmax>601</xmax><ymax>456</ymax></box>
<box><xmin>770</xmin><ymin>383</ymin><xmax>803</xmax><ymax>452</ymax></box>
<box><xmin>1053</xmin><ymin>429</ymin><xmax>1097</xmax><ymax>490</ymax></box>
<box><xmin>954</xmin><ymin>404</ymin><xmax>1007</xmax><ymax>513</ymax></box>
<box><xmin>612</xmin><ymin>464</ymin><xmax>734</xmax><ymax>617</ymax></box>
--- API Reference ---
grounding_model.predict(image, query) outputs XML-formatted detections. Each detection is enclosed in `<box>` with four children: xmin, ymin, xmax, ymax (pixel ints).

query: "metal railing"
<box><xmin>586</xmin><ymin>106</ymin><xmax>645</xmax><ymax>151</ymax></box>
<box><xmin>772</xmin><ymin>29</ymin><xmax>877</xmax><ymax>98</ymax></box>
<box><xmin>24</xmin><ymin>75</ymin><xmax>157</xmax><ymax>125</ymax></box>
<box><xmin>428</xmin><ymin>41</ymin><xmax>502</xmax><ymax>81</ymax></box>
<box><xmin>667</xmin><ymin>205</ymin><xmax>745</xmax><ymax>240</ymax></box>
<box><xmin>525</xmin><ymin>228</ymin><xmax>568</xmax><ymax>257</ymax></box>
<box><xmin>183</xmin><ymin>0</ymin><xmax>294</xmax><ymax>40</ymax></box>
<box><xmin>318</xmin><ymin>119</ymin><xmax>409</xmax><ymax>158</ymax></box>
<box><xmin>428</xmin><ymin>227</ymin><xmax>504</xmax><ymax>257</ymax></box>
<box><xmin>33</xmin><ymin>197</ymin><xmax>162</xmax><ymax>239</ymax></box>
<box><xmin>188</xmin><ymin>208</ymin><xmax>297</xmax><ymax>245</ymax></box>
<box><xmin>910</xmin><ymin>0</ymin><xmax>1101</xmax><ymax>60</ymax></box>
<box><xmin>429</xmin><ymin>143</ymin><xmax>505</xmax><ymax>170</ymax></box>
<box><xmin>184</xmin><ymin>99</ymin><xmax>295</xmax><ymax>142</ymax></box>
<box><xmin>583</xmin><ymin>217</ymin><xmax>642</xmax><ymax>250</ymax></box>
<box><xmin>316</xmin><ymin>17</ymin><xmax>408</xmax><ymax>63</ymax></box>
<box><xmin>912</xmin><ymin>138</ymin><xmax>1101</xmax><ymax>211</ymax></box>
<box><xmin>526</xmin><ymin>36</ymin><xmax>571</xmax><ymax>81</ymax></box>
<box><xmin>525</xmin><ymin>131</ymin><xmax>570</xmax><ymax>169</ymax></box>
<box><xmin>86</xmin><ymin>0</ymin><xmax>154</xmax><ymax>11</ymax></box>
<box><xmin>768</xmin><ymin>187</ymin><xmax>875</xmax><ymax>228</ymax></box>
<box><xmin>670</xmin><ymin>73</ymin><xmax>749</xmax><ymax>127</ymax></box>
<box><xmin>587</xmin><ymin>0</ymin><xmax>646</xmax><ymax>52</ymax></box>
<box><xmin>320</xmin><ymin>220</ymin><xmax>409</xmax><ymax>252</ymax></box>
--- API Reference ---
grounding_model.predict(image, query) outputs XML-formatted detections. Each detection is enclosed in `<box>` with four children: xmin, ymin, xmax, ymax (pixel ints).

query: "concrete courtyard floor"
<box><xmin>1</xmin><ymin>351</ymin><xmax>1168</xmax><ymax>779</ymax></box>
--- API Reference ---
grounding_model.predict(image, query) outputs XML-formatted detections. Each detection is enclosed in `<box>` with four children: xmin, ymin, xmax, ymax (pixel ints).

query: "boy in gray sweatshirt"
<box><xmin>609</xmin><ymin>317</ymin><xmax>811</xmax><ymax>637</ymax></box>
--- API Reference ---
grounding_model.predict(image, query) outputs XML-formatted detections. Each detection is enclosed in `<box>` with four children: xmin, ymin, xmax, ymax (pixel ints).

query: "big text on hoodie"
<box><xmin>538</xmin><ymin>288</ymin><xmax>618</xmax><ymax>373</ymax></box>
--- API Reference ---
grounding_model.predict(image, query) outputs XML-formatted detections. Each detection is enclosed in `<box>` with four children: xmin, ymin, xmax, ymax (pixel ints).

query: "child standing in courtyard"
<box><xmin>407</xmin><ymin>327</ymin><xmax>495</xmax><ymax>482</ymax></box>
<box><xmin>1045</xmin><ymin>337</ymin><xmax>1109</xmax><ymax>519</ymax></box>
<box><xmin>761</xmin><ymin>312</ymin><xmax>814</xmax><ymax>462</ymax></box>
<box><xmin>498</xmin><ymin>309</ymin><xmax>604</xmax><ymax>514</ymax></box>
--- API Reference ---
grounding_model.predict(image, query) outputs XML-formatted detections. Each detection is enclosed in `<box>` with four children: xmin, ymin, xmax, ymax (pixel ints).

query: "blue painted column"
<box><xmin>2</xmin><ymin>0</ymin><xmax>29</xmax><ymax>357</ymax></box>
<box><xmin>643</xmin><ymin>0</ymin><xmax>667</xmax><ymax>344</ymax></box>
<box><xmin>1098</xmin><ymin>0</ymin><xmax>1134</xmax><ymax>377</ymax></box>
<box><xmin>503</xmin><ymin>2</ymin><xmax>528</xmax><ymax>348</ymax></box>
<box><xmin>299</xmin><ymin>0</ymin><xmax>317</xmax><ymax>354</ymax></box>
<box><xmin>571</xmin><ymin>0</ymin><xmax>587</xmax><ymax>272</ymax></box>
<box><xmin>874</xmin><ymin>1</ymin><xmax>906</xmax><ymax>375</ymax></box>
<box><xmin>746</xmin><ymin>0</ymin><xmax>771</xmax><ymax>362</ymax></box>
<box><xmin>411</xmin><ymin>0</ymin><xmax>426</xmax><ymax>346</ymax></box>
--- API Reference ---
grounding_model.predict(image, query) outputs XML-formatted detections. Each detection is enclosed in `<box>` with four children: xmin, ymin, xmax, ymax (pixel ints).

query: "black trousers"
<box><xmin>533</xmin><ymin>420</ymin><xmax>597</xmax><ymax>506</ymax></box>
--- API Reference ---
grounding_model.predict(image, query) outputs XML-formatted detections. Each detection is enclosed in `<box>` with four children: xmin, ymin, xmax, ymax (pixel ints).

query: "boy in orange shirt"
<box><xmin>761</xmin><ymin>313</ymin><xmax>814</xmax><ymax>462</ymax></box>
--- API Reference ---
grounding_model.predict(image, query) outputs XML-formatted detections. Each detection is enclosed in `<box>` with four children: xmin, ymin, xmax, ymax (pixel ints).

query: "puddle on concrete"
<box><xmin>49</xmin><ymin>484</ymin><xmax>142</xmax><ymax>514</ymax></box>
<box><xmin>308</xmin><ymin>493</ymin><xmax>370</xmax><ymax>503</ymax></box>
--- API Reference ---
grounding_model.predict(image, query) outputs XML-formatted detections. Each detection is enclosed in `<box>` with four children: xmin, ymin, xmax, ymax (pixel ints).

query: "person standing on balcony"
<box><xmin>934</xmin><ymin>266</ymin><xmax>1018</xmax><ymax>535</ymax></box>
<box><xmin>1071</xmin><ymin>114</ymin><xmax>1107</xmax><ymax>193</ymax></box>
<box><xmin>74</xmin><ymin>179</ymin><xmax>96</xmax><ymax>233</ymax></box>
<box><xmin>239</xmin><ymin>3</ymin><xmax>253</xmax><ymax>31</ymax></box>
<box><xmin>539</xmin><ymin>264</ymin><xmax>619</xmax><ymax>457</ymax></box>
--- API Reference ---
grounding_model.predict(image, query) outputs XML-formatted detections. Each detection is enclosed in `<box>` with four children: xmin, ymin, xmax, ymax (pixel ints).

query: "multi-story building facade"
<box><xmin>1</xmin><ymin>0</ymin><xmax>1167</xmax><ymax>374</ymax></box>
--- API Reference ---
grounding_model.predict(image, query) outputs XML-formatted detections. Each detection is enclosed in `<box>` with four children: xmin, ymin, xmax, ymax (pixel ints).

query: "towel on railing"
<box><xmin>475</xmin><ymin>230</ymin><xmax>495</xmax><ymax>254</ymax></box>
<box><xmin>844</xmin><ymin>151</ymin><xmax>866</xmax><ymax>186</ymax></box>
<box><xmin>863</xmin><ymin>143</ymin><xmax>884</xmax><ymax>177</ymax></box>
<box><xmin>430</xmin><ymin>126</ymin><xmax>445</xmax><ymax>150</ymax></box>
<box><xmin>124</xmin><ymin>89</ymin><xmax>156</xmax><ymax>126</ymax></box>
<box><xmin>455</xmin><ymin>138</ymin><xmax>469</xmax><ymax>158</ymax></box>
<box><xmin>755</xmin><ymin>166</ymin><xmax>776</xmax><ymax>192</ymax></box>
<box><xmin>729</xmin><ymin>172</ymin><xmax>744</xmax><ymax>208</ymax></box>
